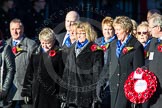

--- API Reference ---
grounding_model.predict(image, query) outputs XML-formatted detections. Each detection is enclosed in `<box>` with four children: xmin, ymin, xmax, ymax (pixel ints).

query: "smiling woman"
<box><xmin>21</xmin><ymin>27</ymin><xmax>65</xmax><ymax>108</ymax></box>
<box><xmin>60</xmin><ymin>21</ymin><xmax>104</xmax><ymax>108</ymax></box>
<box><xmin>97</xmin><ymin>16</ymin><xmax>145</xmax><ymax>108</ymax></box>
<box><xmin>39</xmin><ymin>28</ymin><xmax>55</xmax><ymax>52</ymax></box>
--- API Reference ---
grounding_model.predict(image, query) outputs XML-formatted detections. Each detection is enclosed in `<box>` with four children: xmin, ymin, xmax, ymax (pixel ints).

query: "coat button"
<box><xmin>117</xmin><ymin>73</ymin><xmax>120</xmax><ymax>76</ymax></box>
<box><xmin>117</xmin><ymin>83</ymin><xmax>119</xmax><ymax>87</ymax></box>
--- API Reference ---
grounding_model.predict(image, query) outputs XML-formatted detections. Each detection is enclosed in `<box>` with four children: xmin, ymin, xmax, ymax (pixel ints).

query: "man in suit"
<box><xmin>7</xmin><ymin>18</ymin><xmax>37</xmax><ymax>108</ymax></box>
<box><xmin>147</xmin><ymin>13</ymin><xmax>162</xmax><ymax>108</ymax></box>
<box><xmin>56</xmin><ymin>10</ymin><xmax>80</xmax><ymax>47</ymax></box>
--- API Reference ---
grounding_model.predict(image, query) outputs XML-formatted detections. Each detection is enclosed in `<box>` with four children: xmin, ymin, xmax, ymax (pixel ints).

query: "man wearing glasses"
<box><xmin>147</xmin><ymin>13</ymin><xmax>162</xmax><ymax>108</ymax></box>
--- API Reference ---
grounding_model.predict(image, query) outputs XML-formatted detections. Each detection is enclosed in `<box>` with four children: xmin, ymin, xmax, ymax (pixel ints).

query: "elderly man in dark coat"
<box><xmin>147</xmin><ymin>13</ymin><xmax>162</xmax><ymax>108</ymax></box>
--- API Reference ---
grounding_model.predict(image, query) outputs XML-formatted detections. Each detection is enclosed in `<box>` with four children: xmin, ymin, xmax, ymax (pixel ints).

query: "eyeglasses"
<box><xmin>149</xmin><ymin>25</ymin><xmax>158</xmax><ymax>29</ymax></box>
<box><xmin>137</xmin><ymin>32</ymin><xmax>148</xmax><ymax>35</ymax></box>
<box><xmin>76</xmin><ymin>33</ymin><xmax>86</xmax><ymax>35</ymax></box>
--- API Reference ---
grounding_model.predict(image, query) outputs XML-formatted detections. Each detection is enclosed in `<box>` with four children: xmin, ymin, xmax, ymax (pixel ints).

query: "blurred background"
<box><xmin>0</xmin><ymin>0</ymin><xmax>162</xmax><ymax>39</ymax></box>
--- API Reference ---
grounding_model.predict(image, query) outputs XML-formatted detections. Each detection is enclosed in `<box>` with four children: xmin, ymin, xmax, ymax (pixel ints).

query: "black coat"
<box><xmin>21</xmin><ymin>45</ymin><xmax>64</xmax><ymax>108</ymax></box>
<box><xmin>0</xmin><ymin>42</ymin><xmax>15</xmax><ymax>106</ymax></box>
<box><xmin>98</xmin><ymin>36</ymin><xmax>144</xmax><ymax>108</ymax></box>
<box><xmin>56</xmin><ymin>32</ymin><xmax>66</xmax><ymax>47</ymax></box>
<box><xmin>144</xmin><ymin>38</ymin><xmax>152</xmax><ymax>65</ymax></box>
<box><xmin>148</xmin><ymin>38</ymin><xmax>162</xmax><ymax>108</ymax></box>
<box><xmin>95</xmin><ymin>36</ymin><xmax>116</xmax><ymax>65</ymax></box>
<box><xmin>60</xmin><ymin>42</ymin><xmax>104</xmax><ymax>108</ymax></box>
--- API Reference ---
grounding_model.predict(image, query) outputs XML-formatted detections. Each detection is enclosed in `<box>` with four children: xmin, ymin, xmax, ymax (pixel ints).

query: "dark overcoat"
<box><xmin>98</xmin><ymin>36</ymin><xmax>144</xmax><ymax>108</ymax></box>
<box><xmin>95</xmin><ymin>36</ymin><xmax>116</xmax><ymax>65</ymax></box>
<box><xmin>148</xmin><ymin>38</ymin><xmax>162</xmax><ymax>108</ymax></box>
<box><xmin>22</xmin><ymin>45</ymin><xmax>64</xmax><ymax>108</ymax></box>
<box><xmin>60</xmin><ymin>42</ymin><xmax>104</xmax><ymax>108</ymax></box>
<box><xmin>56</xmin><ymin>32</ymin><xmax>66</xmax><ymax>47</ymax></box>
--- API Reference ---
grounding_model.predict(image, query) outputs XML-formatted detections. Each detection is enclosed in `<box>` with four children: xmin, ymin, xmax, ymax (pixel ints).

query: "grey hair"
<box><xmin>149</xmin><ymin>13</ymin><xmax>162</xmax><ymax>28</ymax></box>
<box><xmin>39</xmin><ymin>27</ymin><xmax>56</xmax><ymax>41</ymax></box>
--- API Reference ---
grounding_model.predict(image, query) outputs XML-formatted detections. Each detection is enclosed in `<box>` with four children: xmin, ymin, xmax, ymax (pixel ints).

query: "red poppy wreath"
<box><xmin>124</xmin><ymin>67</ymin><xmax>157</xmax><ymax>104</ymax></box>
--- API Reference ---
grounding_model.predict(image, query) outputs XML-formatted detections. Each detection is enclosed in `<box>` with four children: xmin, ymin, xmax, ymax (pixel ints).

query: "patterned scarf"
<box><xmin>116</xmin><ymin>35</ymin><xmax>132</xmax><ymax>58</ymax></box>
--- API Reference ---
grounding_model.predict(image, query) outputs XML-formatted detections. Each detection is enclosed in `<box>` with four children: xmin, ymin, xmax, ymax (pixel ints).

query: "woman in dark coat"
<box><xmin>21</xmin><ymin>27</ymin><xmax>64</xmax><ymax>108</ymax></box>
<box><xmin>95</xmin><ymin>16</ymin><xmax>116</xmax><ymax>108</ymax></box>
<box><xmin>95</xmin><ymin>16</ymin><xmax>116</xmax><ymax>65</ymax></box>
<box><xmin>60</xmin><ymin>21</ymin><xmax>104</xmax><ymax>108</ymax></box>
<box><xmin>97</xmin><ymin>16</ymin><xmax>145</xmax><ymax>108</ymax></box>
<box><xmin>136</xmin><ymin>21</ymin><xmax>152</xmax><ymax>65</ymax></box>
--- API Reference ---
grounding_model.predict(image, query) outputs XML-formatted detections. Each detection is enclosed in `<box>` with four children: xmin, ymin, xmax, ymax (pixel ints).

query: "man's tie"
<box><xmin>63</xmin><ymin>33</ymin><xmax>70</xmax><ymax>46</ymax></box>
<box><xmin>13</xmin><ymin>41</ymin><xmax>18</xmax><ymax>46</ymax></box>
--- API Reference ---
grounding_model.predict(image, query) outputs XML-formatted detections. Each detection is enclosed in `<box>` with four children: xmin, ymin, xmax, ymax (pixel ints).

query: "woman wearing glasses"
<box><xmin>136</xmin><ymin>21</ymin><xmax>152</xmax><ymax>64</ymax></box>
<box><xmin>60</xmin><ymin>21</ymin><xmax>104</xmax><ymax>108</ymax></box>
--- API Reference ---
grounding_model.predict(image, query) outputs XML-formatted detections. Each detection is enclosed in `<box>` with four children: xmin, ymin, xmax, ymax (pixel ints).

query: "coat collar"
<box><xmin>119</xmin><ymin>36</ymin><xmax>136</xmax><ymax>58</ymax></box>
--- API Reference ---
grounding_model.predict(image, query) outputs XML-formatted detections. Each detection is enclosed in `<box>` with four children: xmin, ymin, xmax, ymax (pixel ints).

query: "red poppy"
<box><xmin>49</xmin><ymin>50</ymin><xmax>56</xmax><ymax>57</ymax></box>
<box><xmin>101</xmin><ymin>46</ymin><xmax>107</xmax><ymax>52</ymax></box>
<box><xmin>12</xmin><ymin>46</ymin><xmax>17</xmax><ymax>54</ymax></box>
<box><xmin>90</xmin><ymin>44</ymin><xmax>103</xmax><ymax>52</ymax></box>
<box><xmin>122</xmin><ymin>47</ymin><xmax>134</xmax><ymax>54</ymax></box>
<box><xmin>91</xmin><ymin>44</ymin><xmax>97</xmax><ymax>51</ymax></box>
<box><xmin>157</xmin><ymin>44</ymin><xmax>162</xmax><ymax>52</ymax></box>
<box><xmin>12</xmin><ymin>46</ymin><xmax>23</xmax><ymax>54</ymax></box>
<box><xmin>122</xmin><ymin>47</ymin><xmax>128</xmax><ymax>54</ymax></box>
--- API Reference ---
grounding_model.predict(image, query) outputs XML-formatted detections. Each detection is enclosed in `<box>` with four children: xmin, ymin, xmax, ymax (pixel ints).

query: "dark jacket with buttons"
<box><xmin>97</xmin><ymin>36</ymin><xmax>144</xmax><ymax>108</ymax></box>
<box><xmin>148</xmin><ymin>38</ymin><xmax>162</xmax><ymax>108</ymax></box>
<box><xmin>60</xmin><ymin>42</ymin><xmax>104</xmax><ymax>108</ymax></box>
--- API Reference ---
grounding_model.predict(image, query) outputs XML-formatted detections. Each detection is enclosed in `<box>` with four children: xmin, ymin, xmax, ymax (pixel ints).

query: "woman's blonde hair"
<box><xmin>136</xmin><ymin>21</ymin><xmax>150</xmax><ymax>38</ymax></box>
<box><xmin>39</xmin><ymin>27</ymin><xmax>56</xmax><ymax>41</ymax></box>
<box><xmin>102</xmin><ymin>16</ymin><xmax>114</xmax><ymax>28</ymax></box>
<box><xmin>113</xmin><ymin>16</ymin><xmax>133</xmax><ymax>33</ymax></box>
<box><xmin>76</xmin><ymin>22</ymin><xmax>97</xmax><ymax>42</ymax></box>
<box><xmin>137</xmin><ymin>21</ymin><xmax>149</xmax><ymax>30</ymax></box>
